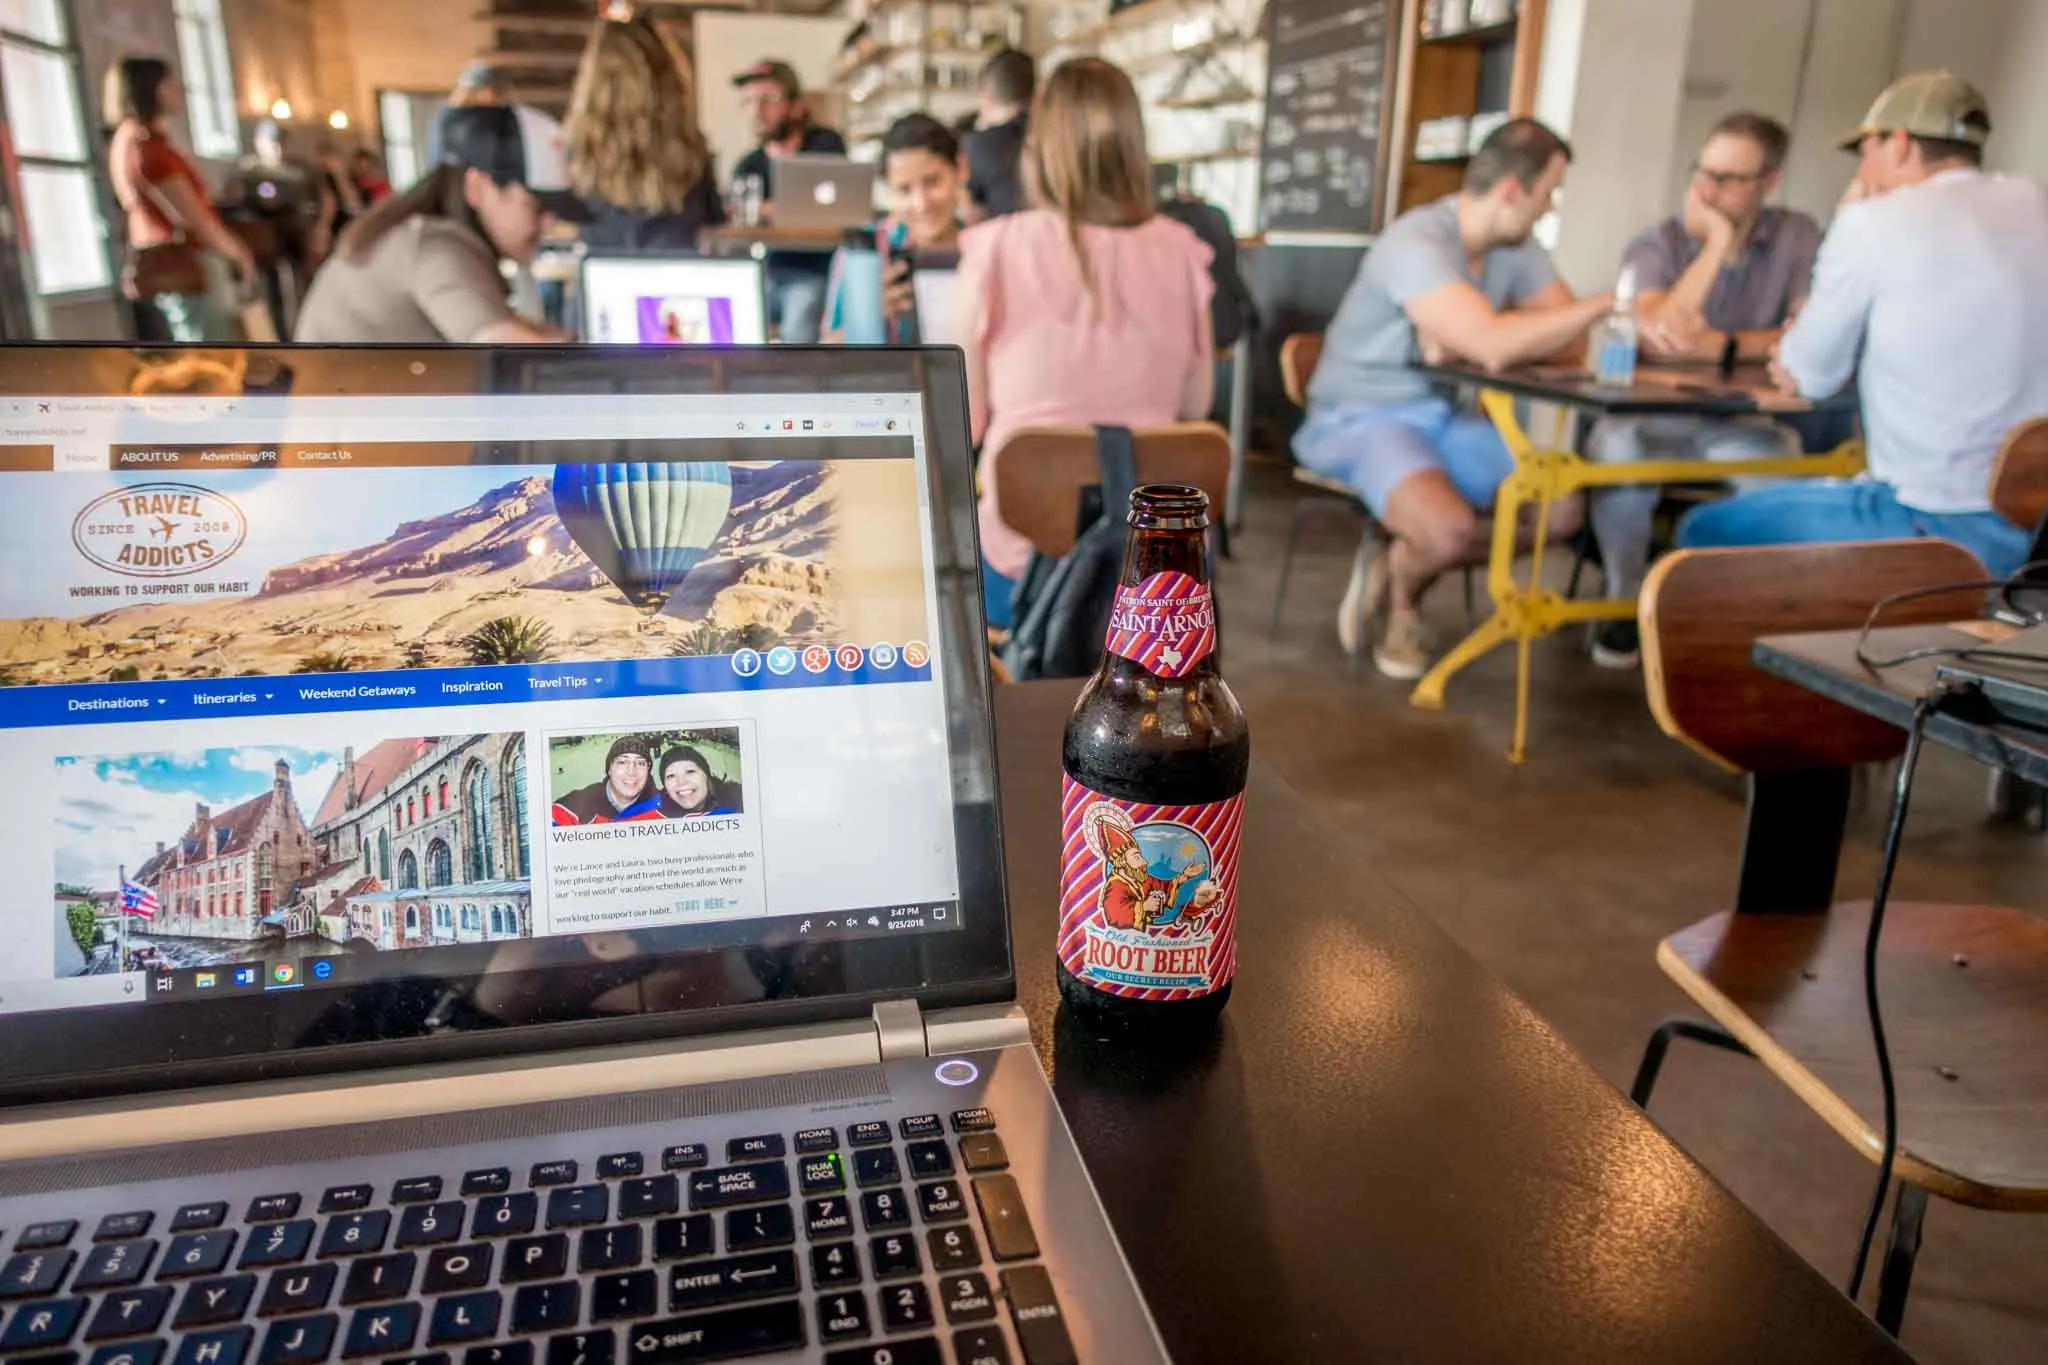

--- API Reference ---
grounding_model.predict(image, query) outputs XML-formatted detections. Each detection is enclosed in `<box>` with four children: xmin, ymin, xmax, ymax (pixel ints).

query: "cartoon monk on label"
<box><xmin>1083</xmin><ymin>803</ymin><xmax>1222</xmax><ymax>934</ymax></box>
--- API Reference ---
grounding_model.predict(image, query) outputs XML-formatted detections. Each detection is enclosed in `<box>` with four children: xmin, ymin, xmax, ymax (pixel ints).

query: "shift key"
<box><xmin>624</xmin><ymin>1300</ymin><xmax>804</xmax><ymax>1365</ymax></box>
<box><xmin>970</xmin><ymin>1175</ymin><xmax>1039</xmax><ymax>1261</ymax></box>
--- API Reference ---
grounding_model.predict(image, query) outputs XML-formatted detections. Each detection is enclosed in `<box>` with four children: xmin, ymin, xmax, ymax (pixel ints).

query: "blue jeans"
<box><xmin>1676</xmin><ymin>480</ymin><xmax>2031</xmax><ymax>578</ymax></box>
<box><xmin>982</xmin><ymin>560</ymin><xmax>1016</xmax><ymax>632</ymax></box>
<box><xmin>1292</xmin><ymin>398</ymin><xmax>1513</xmax><ymax>516</ymax></box>
<box><xmin>767</xmin><ymin>267</ymin><xmax>828</xmax><ymax>343</ymax></box>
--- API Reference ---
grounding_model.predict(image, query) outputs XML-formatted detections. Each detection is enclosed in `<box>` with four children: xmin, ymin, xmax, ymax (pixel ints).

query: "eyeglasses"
<box><xmin>1692</xmin><ymin>164</ymin><xmax>1768</xmax><ymax>189</ymax></box>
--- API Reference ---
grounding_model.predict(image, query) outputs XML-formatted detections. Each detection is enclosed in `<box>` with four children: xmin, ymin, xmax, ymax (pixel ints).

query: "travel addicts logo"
<box><xmin>72</xmin><ymin>483</ymin><xmax>248</xmax><ymax>577</ymax></box>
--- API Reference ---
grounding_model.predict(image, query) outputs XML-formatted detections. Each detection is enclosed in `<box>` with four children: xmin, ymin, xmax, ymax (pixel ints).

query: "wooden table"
<box><xmin>699</xmin><ymin>225</ymin><xmax>847</xmax><ymax>257</ymax></box>
<box><xmin>994</xmin><ymin>682</ymin><xmax>1910</xmax><ymax>1363</ymax></box>
<box><xmin>1410</xmin><ymin>363</ymin><xmax>1864</xmax><ymax>762</ymax></box>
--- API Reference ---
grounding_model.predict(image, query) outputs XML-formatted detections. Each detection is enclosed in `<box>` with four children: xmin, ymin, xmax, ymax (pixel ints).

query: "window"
<box><xmin>439</xmin><ymin>778</ymin><xmax>449</xmax><ymax>811</ymax></box>
<box><xmin>404</xmin><ymin>905</ymin><xmax>418</xmax><ymax>933</ymax></box>
<box><xmin>377</xmin><ymin>829</ymin><xmax>391</xmax><ymax>883</ymax></box>
<box><xmin>507</xmin><ymin>747</ymin><xmax>529</xmax><ymax>878</ymax></box>
<box><xmin>426</xmin><ymin>839</ymin><xmax>452</xmax><ymax>889</ymax></box>
<box><xmin>464</xmin><ymin>764</ymin><xmax>495</xmax><ymax>883</ymax></box>
<box><xmin>172</xmin><ymin>0</ymin><xmax>239</xmax><ymax>159</ymax></box>
<box><xmin>489</xmin><ymin>905</ymin><xmax>504</xmax><ymax>935</ymax></box>
<box><xmin>0</xmin><ymin>4</ymin><xmax>110</xmax><ymax>295</ymax></box>
<box><xmin>397</xmin><ymin>848</ymin><xmax>419</xmax><ymax>890</ymax></box>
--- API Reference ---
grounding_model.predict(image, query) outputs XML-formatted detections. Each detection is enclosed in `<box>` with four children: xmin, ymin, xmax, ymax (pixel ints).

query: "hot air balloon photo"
<box><xmin>550</xmin><ymin>462</ymin><xmax>735</xmax><ymax>617</ymax></box>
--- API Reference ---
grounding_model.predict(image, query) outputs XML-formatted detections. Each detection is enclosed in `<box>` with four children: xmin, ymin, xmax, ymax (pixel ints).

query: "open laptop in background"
<box><xmin>770</xmin><ymin>158</ymin><xmax>877</xmax><ymax>231</ymax></box>
<box><xmin>0</xmin><ymin>345</ymin><xmax>1168</xmax><ymax>1365</ymax></box>
<box><xmin>906</xmin><ymin>250</ymin><xmax>961</xmax><ymax>347</ymax></box>
<box><xmin>579</xmin><ymin>256</ymin><xmax>768</xmax><ymax>346</ymax></box>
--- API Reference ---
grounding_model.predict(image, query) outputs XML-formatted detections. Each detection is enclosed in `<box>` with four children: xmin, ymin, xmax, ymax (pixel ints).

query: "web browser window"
<box><xmin>0</xmin><ymin>391</ymin><xmax>962</xmax><ymax>1017</ymax></box>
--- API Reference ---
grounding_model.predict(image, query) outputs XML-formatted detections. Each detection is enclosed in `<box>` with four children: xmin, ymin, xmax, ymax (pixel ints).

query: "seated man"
<box><xmin>1295</xmin><ymin>119</ymin><xmax>1612</xmax><ymax>679</ymax></box>
<box><xmin>1585</xmin><ymin>112</ymin><xmax>1823</xmax><ymax>668</ymax></box>
<box><xmin>1678</xmin><ymin>72</ymin><xmax>2048</xmax><ymax>578</ymax></box>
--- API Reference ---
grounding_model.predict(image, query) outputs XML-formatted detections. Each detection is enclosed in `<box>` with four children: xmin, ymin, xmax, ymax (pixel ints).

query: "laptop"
<box><xmin>769</xmin><ymin>159</ymin><xmax>877</xmax><ymax>231</ymax></box>
<box><xmin>1934</xmin><ymin>621</ymin><xmax>2048</xmax><ymax>732</ymax></box>
<box><xmin>0</xmin><ymin>344</ymin><xmax>1169</xmax><ymax>1365</ymax></box>
<box><xmin>906</xmin><ymin>251</ymin><xmax>961</xmax><ymax>348</ymax></box>
<box><xmin>578</xmin><ymin>256</ymin><xmax>768</xmax><ymax>348</ymax></box>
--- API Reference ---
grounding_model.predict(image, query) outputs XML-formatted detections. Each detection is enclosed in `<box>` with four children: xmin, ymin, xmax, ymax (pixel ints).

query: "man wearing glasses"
<box><xmin>1583</xmin><ymin>112</ymin><xmax>1821</xmax><ymax>668</ymax></box>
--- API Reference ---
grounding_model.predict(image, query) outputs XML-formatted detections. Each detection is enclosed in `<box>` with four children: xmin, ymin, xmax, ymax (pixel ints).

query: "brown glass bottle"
<box><xmin>1057</xmin><ymin>484</ymin><xmax>1250</xmax><ymax>1025</ymax></box>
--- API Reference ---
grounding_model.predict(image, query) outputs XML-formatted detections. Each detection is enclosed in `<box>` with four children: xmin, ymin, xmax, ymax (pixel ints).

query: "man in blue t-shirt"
<box><xmin>1296</xmin><ymin>119</ymin><xmax>1610</xmax><ymax>680</ymax></box>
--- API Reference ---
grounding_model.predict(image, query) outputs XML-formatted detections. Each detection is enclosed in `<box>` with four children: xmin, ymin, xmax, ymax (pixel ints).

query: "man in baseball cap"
<box><xmin>1675</xmin><ymin>70</ymin><xmax>2048</xmax><ymax>580</ymax></box>
<box><xmin>438</xmin><ymin>103</ymin><xmax>589</xmax><ymax>223</ymax></box>
<box><xmin>730</xmin><ymin>58</ymin><xmax>846</xmax><ymax>343</ymax></box>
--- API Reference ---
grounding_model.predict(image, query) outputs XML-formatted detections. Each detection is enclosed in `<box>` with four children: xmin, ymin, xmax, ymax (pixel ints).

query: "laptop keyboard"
<box><xmin>0</xmin><ymin>1109</ymin><xmax>1074</xmax><ymax>1365</ymax></box>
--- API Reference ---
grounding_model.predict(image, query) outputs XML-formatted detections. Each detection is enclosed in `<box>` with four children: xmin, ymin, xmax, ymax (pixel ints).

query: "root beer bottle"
<box><xmin>1058</xmin><ymin>484</ymin><xmax>1249</xmax><ymax>1025</ymax></box>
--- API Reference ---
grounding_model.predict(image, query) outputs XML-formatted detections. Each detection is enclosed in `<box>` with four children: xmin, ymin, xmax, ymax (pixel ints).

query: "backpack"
<box><xmin>1159</xmin><ymin>196</ymin><xmax>1259</xmax><ymax>351</ymax></box>
<box><xmin>1000</xmin><ymin>426</ymin><xmax>1138</xmax><ymax>682</ymax></box>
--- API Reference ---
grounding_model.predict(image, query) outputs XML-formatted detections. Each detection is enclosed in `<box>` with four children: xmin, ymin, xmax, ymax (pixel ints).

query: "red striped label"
<box><xmin>1057</xmin><ymin>775</ymin><xmax>1241</xmax><ymax>1000</ymax></box>
<box><xmin>1103</xmin><ymin>571</ymin><xmax>1215</xmax><ymax>677</ymax></box>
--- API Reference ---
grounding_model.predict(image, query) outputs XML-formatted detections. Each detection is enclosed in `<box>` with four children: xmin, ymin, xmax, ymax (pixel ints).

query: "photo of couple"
<box><xmin>548</xmin><ymin>728</ymin><xmax>745</xmax><ymax>826</ymax></box>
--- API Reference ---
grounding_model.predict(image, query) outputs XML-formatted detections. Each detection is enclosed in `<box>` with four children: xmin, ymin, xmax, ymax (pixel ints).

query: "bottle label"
<box><xmin>1104</xmin><ymin>571</ymin><xmax>1215</xmax><ymax>678</ymax></box>
<box><xmin>1058</xmin><ymin>775</ymin><xmax>1241</xmax><ymax>1000</ymax></box>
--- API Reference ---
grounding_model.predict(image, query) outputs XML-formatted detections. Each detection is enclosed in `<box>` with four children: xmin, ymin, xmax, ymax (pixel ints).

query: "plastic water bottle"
<box><xmin>1596</xmin><ymin>265</ymin><xmax>1639</xmax><ymax>388</ymax></box>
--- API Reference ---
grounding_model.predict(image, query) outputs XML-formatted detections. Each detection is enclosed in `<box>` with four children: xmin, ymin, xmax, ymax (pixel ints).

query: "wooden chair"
<box><xmin>1635</xmin><ymin>540</ymin><xmax>2048</xmax><ymax>1336</ymax></box>
<box><xmin>1989</xmin><ymin>416</ymin><xmax>2048</xmax><ymax>534</ymax></box>
<box><xmin>1271</xmin><ymin>333</ymin><xmax>1382</xmax><ymax>636</ymax></box>
<box><xmin>989</xmin><ymin>422</ymin><xmax>1232</xmax><ymax>561</ymax></box>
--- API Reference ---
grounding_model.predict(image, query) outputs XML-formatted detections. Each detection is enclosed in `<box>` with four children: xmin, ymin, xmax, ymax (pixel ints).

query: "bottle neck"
<box><xmin>1100</xmin><ymin>522</ymin><xmax>1219</xmax><ymax>684</ymax></box>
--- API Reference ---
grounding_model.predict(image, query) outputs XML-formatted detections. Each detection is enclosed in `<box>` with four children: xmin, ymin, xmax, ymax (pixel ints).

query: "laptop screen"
<box><xmin>0</xmin><ymin>345</ymin><xmax>1006</xmax><ymax>1103</ymax></box>
<box><xmin>579</xmin><ymin>257</ymin><xmax>768</xmax><ymax>346</ymax></box>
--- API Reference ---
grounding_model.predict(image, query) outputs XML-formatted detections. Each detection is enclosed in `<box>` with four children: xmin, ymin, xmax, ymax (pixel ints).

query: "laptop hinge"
<box><xmin>871</xmin><ymin>999</ymin><xmax>928</xmax><ymax>1060</ymax></box>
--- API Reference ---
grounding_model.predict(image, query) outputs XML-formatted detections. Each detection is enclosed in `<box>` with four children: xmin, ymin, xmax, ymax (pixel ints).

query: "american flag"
<box><xmin>121</xmin><ymin>881</ymin><xmax>159</xmax><ymax>920</ymax></box>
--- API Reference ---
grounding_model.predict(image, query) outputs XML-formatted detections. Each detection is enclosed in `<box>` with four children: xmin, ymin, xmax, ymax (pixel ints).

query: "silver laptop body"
<box><xmin>768</xmin><ymin>159</ymin><xmax>877</xmax><ymax>231</ymax></box>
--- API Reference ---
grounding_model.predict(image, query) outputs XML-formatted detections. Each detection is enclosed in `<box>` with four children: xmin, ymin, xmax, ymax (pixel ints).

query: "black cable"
<box><xmin>1853</xmin><ymin>563</ymin><xmax>2048</xmax><ymax>672</ymax></box>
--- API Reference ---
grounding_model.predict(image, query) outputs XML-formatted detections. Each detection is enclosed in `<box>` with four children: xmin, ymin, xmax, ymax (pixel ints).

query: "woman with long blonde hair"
<box><xmin>956</xmin><ymin>57</ymin><xmax>1215</xmax><ymax>625</ymax></box>
<box><xmin>563</xmin><ymin>9</ymin><xmax>724</xmax><ymax>249</ymax></box>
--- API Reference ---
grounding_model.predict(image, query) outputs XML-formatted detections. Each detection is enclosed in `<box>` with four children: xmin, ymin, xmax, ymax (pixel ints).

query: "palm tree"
<box><xmin>293</xmin><ymin>651</ymin><xmax>355</xmax><ymax>675</ymax></box>
<box><xmin>673</xmin><ymin>621</ymin><xmax>743</xmax><ymax>657</ymax></box>
<box><xmin>464</xmin><ymin>616</ymin><xmax>555</xmax><ymax>665</ymax></box>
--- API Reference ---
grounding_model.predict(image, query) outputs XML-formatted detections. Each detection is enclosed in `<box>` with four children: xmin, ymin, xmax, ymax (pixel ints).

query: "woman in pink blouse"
<box><xmin>954</xmin><ymin>57</ymin><xmax>1215</xmax><ymax>625</ymax></box>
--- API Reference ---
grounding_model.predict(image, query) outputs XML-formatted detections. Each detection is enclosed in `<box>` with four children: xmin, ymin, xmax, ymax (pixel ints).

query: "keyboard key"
<box><xmin>588</xmin><ymin>1271</ymin><xmax>656</xmax><ymax>1322</ymax></box>
<box><xmin>616</xmin><ymin>1178</ymin><xmax>678</xmax><ymax>1222</ymax></box>
<box><xmin>958</xmin><ymin>1134</ymin><xmax>1009</xmax><ymax>1173</ymax></box>
<box><xmin>426</xmin><ymin>1291</ymin><xmax>501</xmax><ymax>1345</ymax></box>
<box><xmin>794</xmin><ymin>1128</ymin><xmax>838</xmax><ymax>1154</ymax></box>
<box><xmin>852</xmin><ymin>1149</ymin><xmax>899</xmax><ymax>1189</ymax></box>
<box><xmin>825</xmin><ymin>1343</ymin><xmax>941</xmax><ymax>1365</ymax></box>
<box><xmin>385</xmin><ymin>1356</ymin><xmax>448</xmax><ymax>1365</ymax></box>
<box><xmin>17</xmin><ymin>1223</ymin><xmax>77</xmax><ymax>1251</ymax></box>
<box><xmin>898</xmin><ymin>1115</ymin><xmax>943</xmax><ymax>1140</ymax></box>
<box><xmin>658</xmin><ymin>1146</ymin><xmax>706</xmax><ymax>1173</ymax></box>
<box><xmin>2</xmin><ymin>1250</ymin><xmax>75</xmax><ymax>1298</ymax></box>
<box><xmin>317</xmin><ymin>1188</ymin><xmax>372</xmax><ymax>1216</ymax></box>
<box><xmin>817</xmin><ymin>1290</ymin><xmax>870</xmax><ymax>1342</ymax></box>
<box><xmin>171</xmin><ymin>1275</ymin><xmax>255</xmax><ymax>1328</ymax></box>
<box><xmin>868</xmin><ymin>1234</ymin><xmax>919</xmax><ymax>1281</ymax></box>
<box><xmin>256</xmin><ymin>1314</ymin><xmax>335</xmax><ymax>1365</ymax></box>
<box><xmin>860</xmin><ymin>1189</ymin><xmax>910</xmax><ymax>1232</ymax></box>
<box><xmin>544</xmin><ymin>1186</ymin><xmax>608</xmax><ymax>1230</ymax></box>
<box><xmin>684</xmin><ymin>1163</ymin><xmax>788</xmax><ymax>1211</ymax></box>
<box><xmin>96</xmin><ymin>1214</ymin><xmax>154</xmax><ymax>1243</ymax></box>
<box><xmin>420</xmin><ymin>1246</ymin><xmax>492</xmax><ymax>1295</ymax></box>
<box><xmin>970</xmin><ymin>1177</ymin><xmax>1039</xmax><ymax>1262</ymax></box>
<box><xmin>10</xmin><ymin>1354</ymin><xmax>85</xmax><ymax>1365</ymax></box>
<box><xmin>339</xmin><ymin>1253</ymin><xmax>415</xmax><ymax>1305</ymax></box>
<box><xmin>396</xmin><ymin>1205</ymin><xmax>466</xmax><ymax>1250</ymax></box>
<box><xmin>318</xmin><ymin>1214</ymin><xmax>389</xmax><ymax>1259</ymax></box>
<box><xmin>245</xmin><ymin>1198</ymin><xmax>299</xmax><ymax>1226</ymax></box>
<box><xmin>804</xmin><ymin>1198</ymin><xmax>852</xmax><ymax>1241</ymax></box>
<box><xmin>501</xmin><ymin>1236</ymin><xmax>568</xmax><ymax>1285</ymax></box>
<box><xmin>624</xmin><ymin>1302</ymin><xmax>803</xmax><ymax>1365</ymax></box>
<box><xmin>664</xmin><ymin>1250</ymin><xmax>798</xmax><ymax>1312</ymax></box>
<box><xmin>544</xmin><ymin>1330</ymin><xmax>611</xmax><ymax>1365</ymax></box>
<box><xmin>721</xmin><ymin>1207</ymin><xmax>791</xmax><ymax>1255</ymax></box>
<box><xmin>649</xmin><ymin>1219</ymin><xmax>712</xmax><ymax>1265</ymax></box>
<box><xmin>1001</xmin><ymin>1265</ymin><xmax>1077</xmax><ymax>1365</ymax></box>
<box><xmin>927</xmin><ymin>1226</ymin><xmax>981</xmax><ymax>1272</ymax></box>
<box><xmin>953</xmin><ymin>1326</ymin><xmax>1011</xmax><ymax>1365</ymax></box>
<box><xmin>878</xmin><ymin>1280</ymin><xmax>933</xmax><ymax>1332</ymax></box>
<box><xmin>170</xmin><ymin>1325</ymin><xmax>253</xmax><ymax>1365</ymax></box>
<box><xmin>341</xmin><ymin>1302</ymin><xmax>420</xmax><ymax>1358</ymax></box>
<box><xmin>940</xmin><ymin>1272</ymin><xmax>996</xmax><ymax>1324</ymax></box>
<box><xmin>950</xmin><ymin>1108</ymin><xmax>996</xmax><ymax>1133</ymax></box>
<box><xmin>86</xmin><ymin>1288</ymin><xmax>173</xmax><ymax>1340</ymax></box>
<box><xmin>847</xmin><ymin>1123</ymin><xmax>890</xmax><ymax>1148</ymax></box>
<box><xmin>799</xmin><ymin>1155</ymin><xmax>846</xmax><ymax>1197</ymax></box>
<box><xmin>508</xmin><ymin>1282</ymin><xmax>579</xmax><ymax>1336</ymax></box>
<box><xmin>577</xmin><ymin>1227</ymin><xmax>641</xmax><ymax>1275</ymax></box>
<box><xmin>528</xmin><ymin>1162</ymin><xmax>578</xmax><ymax>1189</ymax></box>
<box><xmin>76</xmin><ymin>1240</ymin><xmax>158</xmax><ymax>1290</ymax></box>
<box><xmin>160</xmin><ymin>1235</ymin><xmax>235</xmax><ymax>1281</ymax></box>
<box><xmin>724</xmin><ymin>1136</ymin><xmax>782</xmax><ymax>1163</ymax></box>
<box><xmin>463</xmin><ymin>1345</ymin><xmax>530</xmax><ymax>1365</ymax></box>
<box><xmin>905</xmin><ymin>1141</ymin><xmax>954</xmax><ymax>1180</ymax></box>
<box><xmin>2</xmin><ymin>1297</ymin><xmax>86</xmax><ymax>1348</ymax></box>
<box><xmin>461</xmin><ymin>1171</ymin><xmax>511</xmax><ymax>1198</ymax></box>
<box><xmin>595</xmin><ymin>1154</ymin><xmax>642</xmax><ymax>1181</ymax></box>
<box><xmin>391</xmin><ymin>1178</ymin><xmax>443</xmax><ymax>1205</ymax></box>
<box><xmin>237</xmin><ymin>1223</ymin><xmax>313</xmax><ymax>1271</ymax></box>
<box><xmin>90</xmin><ymin>1340</ymin><xmax>168</xmax><ymax>1365</ymax></box>
<box><xmin>809</xmin><ymin>1242</ymin><xmax>860</xmax><ymax>1290</ymax></box>
<box><xmin>255</xmin><ymin>1266</ymin><xmax>334</xmax><ymax>1319</ymax></box>
<box><xmin>170</xmin><ymin>1206</ymin><xmax>229</xmax><ymax>1235</ymax></box>
<box><xmin>472</xmin><ymin>1195</ymin><xmax>537</xmax><ymax>1239</ymax></box>
<box><xmin>916</xmin><ymin>1182</ymin><xmax>967</xmax><ymax>1224</ymax></box>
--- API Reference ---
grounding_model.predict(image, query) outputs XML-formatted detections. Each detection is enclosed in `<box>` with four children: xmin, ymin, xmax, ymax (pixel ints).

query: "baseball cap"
<box><xmin>733</xmin><ymin>59</ymin><xmax>801</xmax><ymax>99</ymax></box>
<box><xmin>437</xmin><ymin>103</ymin><xmax>589</xmax><ymax>221</ymax></box>
<box><xmin>1838</xmin><ymin>70</ymin><xmax>1992</xmax><ymax>151</ymax></box>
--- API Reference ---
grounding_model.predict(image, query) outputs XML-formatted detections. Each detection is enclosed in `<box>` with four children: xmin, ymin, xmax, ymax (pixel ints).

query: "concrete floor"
<box><xmin>1214</xmin><ymin>460</ymin><xmax>2048</xmax><ymax>1364</ymax></box>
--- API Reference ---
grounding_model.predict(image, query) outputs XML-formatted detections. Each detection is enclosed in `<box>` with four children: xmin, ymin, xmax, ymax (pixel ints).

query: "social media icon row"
<box><xmin>733</xmin><ymin>640</ymin><xmax>931</xmax><ymax>678</ymax></box>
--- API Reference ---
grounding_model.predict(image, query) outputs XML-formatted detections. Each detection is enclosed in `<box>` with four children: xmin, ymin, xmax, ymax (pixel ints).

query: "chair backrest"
<box><xmin>1640</xmin><ymin>540</ymin><xmax>1987</xmax><ymax>773</ymax></box>
<box><xmin>1279</xmin><ymin>333</ymin><xmax>1324</xmax><ymax>410</ymax></box>
<box><xmin>1989</xmin><ymin>416</ymin><xmax>2048</xmax><ymax>532</ymax></box>
<box><xmin>990</xmin><ymin>423</ymin><xmax>1231</xmax><ymax>559</ymax></box>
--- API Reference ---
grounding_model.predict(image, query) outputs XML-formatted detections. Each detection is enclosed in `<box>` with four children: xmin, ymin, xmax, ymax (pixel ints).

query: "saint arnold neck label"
<box><xmin>1103</xmin><ymin>571</ymin><xmax>1215</xmax><ymax>677</ymax></box>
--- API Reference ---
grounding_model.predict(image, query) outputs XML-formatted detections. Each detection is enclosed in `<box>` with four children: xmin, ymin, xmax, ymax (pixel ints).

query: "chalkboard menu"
<box><xmin>1255</xmin><ymin>0</ymin><xmax>1396</xmax><ymax>234</ymax></box>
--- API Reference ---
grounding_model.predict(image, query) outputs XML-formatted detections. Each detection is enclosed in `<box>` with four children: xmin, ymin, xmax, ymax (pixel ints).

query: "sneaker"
<box><xmin>1591</xmin><ymin>620</ymin><xmax>1641</xmax><ymax>671</ymax></box>
<box><xmin>1373</xmin><ymin>610</ymin><xmax>1432</xmax><ymax>682</ymax></box>
<box><xmin>1335</xmin><ymin>538</ymin><xmax>1387</xmax><ymax>658</ymax></box>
